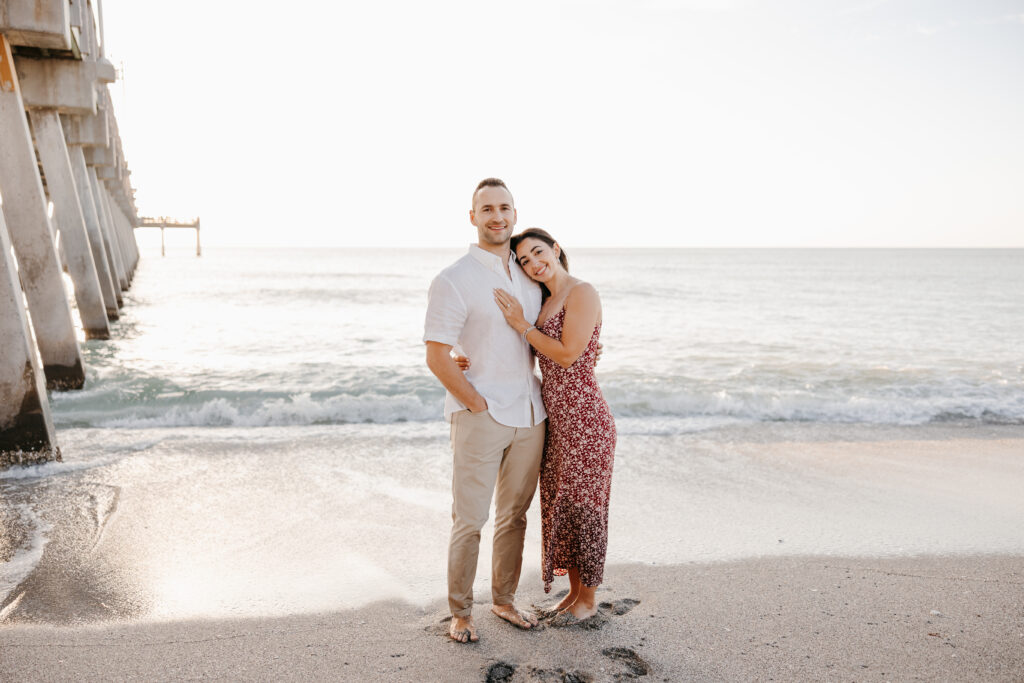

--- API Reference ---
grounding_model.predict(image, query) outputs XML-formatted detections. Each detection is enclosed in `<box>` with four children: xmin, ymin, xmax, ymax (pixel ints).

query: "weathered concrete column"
<box><xmin>113</xmin><ymin>195</ymin><xmax>138</xmax><ymax>277</ymax></box>
<box><xmin>86</xmin><ymin>167</ymin><xmax>124</xmax><ymax>301</ymax></box>
<box><xmin>114</xmin><ymin>191</ymin><xmax>140</xmax><ymax>274</ymax></box>
<box><xmin>87</xmin><ymin>166</ymin><xmax>127</xmax><ymax>292</ymax></box>
<box><xmin>104</xmin><ymin>192</ymin><xmax>131</xmax><ymax>266</ymax></box>
<box><xmin>54</xmin><ymin>225</ymin><xmax>69</xmax><ymax>272</ymax></box>
<box><xmin>120</xmin><ymin>201</ymin><xmax>141</xmax><ymax>272</ymax></box>
<box><xmin>0</xmin><ymin>35</ymin><xmax>85</xmax><ymax>390</ymax></box>
<box><xmin>29</xmin><ymin>109</ymin><xmax>111</xmax><ymax>339</ymax></box>
<box><xmin>127</xmin><ymin>211</ymin><xmax>140</xmax><ymax>269</ymax></box>
<box><xmin>109</xmin><ymin>199</ymin><xmax>139</xmax><ymax>273</ymax></box>
<box><xmin>0</xmin><ymin>209</ymin><xmax>61</xmax><ymax>467</ymax></box>
<box><xmin>98</xmin><ymin>185</ymin><xmax>131</xmax><ymax>288</ymax></box>
<box><xmin>67</xmin><ymin>143</ymin><xmax>119</xmax><ymax>316</ymax></box>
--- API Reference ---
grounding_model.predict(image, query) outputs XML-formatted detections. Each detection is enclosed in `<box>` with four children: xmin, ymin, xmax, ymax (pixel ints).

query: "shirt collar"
<box><xmin>468</xmin><ymin>244</ymin><xmax>516</xmax><ymax>274</ymax></box>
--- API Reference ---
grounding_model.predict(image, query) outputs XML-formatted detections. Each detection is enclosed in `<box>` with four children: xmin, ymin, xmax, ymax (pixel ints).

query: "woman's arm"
<box><xmin>493</xmin><ymin>284</ymin><xmax>601</xmax><ymax>369</ymax></box>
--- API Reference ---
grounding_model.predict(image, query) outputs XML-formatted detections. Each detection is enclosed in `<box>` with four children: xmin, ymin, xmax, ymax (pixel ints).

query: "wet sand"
<box><xmin>2</xmin><ymin>555</ymin><xmax>1023</xmax><ymax>681</ymax></box>
<box><xmin>2</xmin><ymin>425</ymin><xmax>1023</xmax><ymax>679</ymax></box>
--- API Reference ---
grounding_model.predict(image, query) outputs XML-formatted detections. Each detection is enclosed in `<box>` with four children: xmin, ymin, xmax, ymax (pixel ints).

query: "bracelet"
<box><xmin>521</xmin><ymin>325</ymin><xmax>536</xmax><ymax>340</ymax></box>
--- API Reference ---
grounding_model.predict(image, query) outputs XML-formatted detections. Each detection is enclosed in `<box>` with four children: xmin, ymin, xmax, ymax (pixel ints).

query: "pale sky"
<box><xmin>102</xmin><ymin>0</ymin><xmax>1024</xmax><ymax>248</ymax></box>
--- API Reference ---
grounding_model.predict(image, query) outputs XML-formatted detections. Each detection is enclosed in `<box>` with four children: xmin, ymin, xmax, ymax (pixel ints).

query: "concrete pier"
<box><xmin>1</xmin><ymin>1</ymin><xmax>143</xmax><ymax>467</ymax></box>
<box><xmin>103</xmin><ymin>187</ymin><xmax>133</xmax><ymax>281</ymax></box>
<box><xmin>100</xmin><ymin>185</ymin><xmax>132</xmax><ymax>287</ymax></box>
<box><xmin>0</xmin><ymin>210</ymin><xmax>60</xmax><ymax>466</ymax></box>
<box><xmin>29</xmin><ymin>108</ymin><xmax>111</xmax><ymax>339</ymax></box>
<box><xmin>68</xmin><ymin>141</ymin><xmax>120</xmax><ymax>318</ymax></box>
<box><xmin>109</xmin><ymin>199</ymin><xmax>140</xmax><ymax>272</ymax></box>
<box><xmin>0</xmin><ymin>34</ymin><xmax>86</xmax><ymax>390</ymax></box>
<box><xmin>88</xmin><ymin>164</ymin><xmax>127</xmax><ymax>293</ymax></box>
<box><xmin>141</xmin><ymin>216</ymin><xmax>202</xmax><ymax>257</ymax></box>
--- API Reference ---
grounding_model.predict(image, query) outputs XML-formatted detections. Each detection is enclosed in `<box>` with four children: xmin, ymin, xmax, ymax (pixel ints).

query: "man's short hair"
<box><xmin>472</xmin><ymin>178</ymin><xmax>513</xmax><ymax>208</ymax></box>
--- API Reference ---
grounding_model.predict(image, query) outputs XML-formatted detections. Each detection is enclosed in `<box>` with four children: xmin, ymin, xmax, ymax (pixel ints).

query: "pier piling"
<box><xmin>0</xmin><ymin>34</ymin><xmax>86</xmax><ymax>390</ymax></box>
<box><xmin>2</xmin><ymin>1</ymin><xmax>145</xmax><ymax>468</ymax></box>
<box><xmin>29</xmin><ymin>108</ymin><xmax>111</xmax><ymax>339</ymax></box>
<box><xmin>86</xmin><ymin>164</ymin><xmax>124</xmax><ymax>305</ymax></box>
<box><xmin>97</xmin><ymin>183</ymin><xmax>130</xmax><ymax>288</ymax></box>
<box><xmin>0</xmin><ymin>211</ymin><xmax>60</xmax><ymax>466</ymax></box>
<box><xmin>68</xmin><ymin>141</ymin><xmax>120</xmax><ymax>319</ymax></box>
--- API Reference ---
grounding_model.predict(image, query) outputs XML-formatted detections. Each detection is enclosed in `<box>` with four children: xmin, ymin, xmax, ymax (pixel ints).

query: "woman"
<box><xmin>492</xmin><ymin>227</ymin><xmax>616</xmax><ymax>623</ymax></box>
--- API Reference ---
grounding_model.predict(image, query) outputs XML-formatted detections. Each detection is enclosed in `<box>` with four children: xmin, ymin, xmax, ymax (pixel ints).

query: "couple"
<box><xmin>423</xmin><ymin>178</ymin><xmax>616</xmax><ymax>643</ymax></box>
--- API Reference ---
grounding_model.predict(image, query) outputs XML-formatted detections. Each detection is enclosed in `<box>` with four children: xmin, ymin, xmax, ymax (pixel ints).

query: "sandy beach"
<box><xmin>2</xmin><ymin>0</ymin><xmax>1023</xmax><ymax>675</ymax></box>
<box><xmin>2</xmin><ymin>425</ymin><xmax>1023</xmax><ymax>680</ymax></box>
<box><xmin>2</xmin><ymin>555</ymin><xmax>1022</xmax><ymax>681</ymax></box>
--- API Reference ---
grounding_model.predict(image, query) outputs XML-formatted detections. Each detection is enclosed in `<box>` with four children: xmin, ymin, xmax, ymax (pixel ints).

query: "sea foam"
<box><xmin>0</xmin><ymin>504</ymin><xmax>51</xmax><ymax>610</ymax></box>
<box><xmin>46</xmin><ymin>383</ymin><xmax>1024</xmax><ymax>429</ymax></box>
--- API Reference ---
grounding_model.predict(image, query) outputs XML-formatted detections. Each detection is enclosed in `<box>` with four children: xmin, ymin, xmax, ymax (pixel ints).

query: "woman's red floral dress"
<box><xmin>537</xmin><ymin>306</ymin><xmax>616</xmax><ymax>592</ymax></box>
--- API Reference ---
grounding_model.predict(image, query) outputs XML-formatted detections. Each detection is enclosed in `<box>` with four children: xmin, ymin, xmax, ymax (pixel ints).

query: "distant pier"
<box><xmin>0</xmin><ymin>1</ymin><xmax>140</xmax><ymax>467</ymax></box>
<box><xmin>140</xmin><ymin>216</ymin><xmax>201</xmax><ymax>257</ymax></box>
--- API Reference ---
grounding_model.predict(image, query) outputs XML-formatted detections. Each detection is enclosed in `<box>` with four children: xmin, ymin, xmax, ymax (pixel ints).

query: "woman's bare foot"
<box><xmin>566</xmin><ymin>599</ymin><xmax>598</xmax><ymax>620</ymax></box>
<box><xmin>491</xmin><ymin>603</ymin><xmax>538</xmax><ymax>629</ymax></box>
<box><xmin>552</xmin><ymin>591</ymin><xmax>578</xmax><ymax>612</ymax></box>
<box><xmin>449</xmin><ymin>615</ymin><xmax>478</xmax><ymax>643</ymax></box>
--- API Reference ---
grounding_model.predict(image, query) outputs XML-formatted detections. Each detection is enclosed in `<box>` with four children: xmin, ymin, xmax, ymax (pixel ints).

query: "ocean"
<box><xmin>44</xmin><ymin>247</ymin><xmax>1024</xmax><ymax>431</ymax></box>
<box><xmin>2</xmin><ymin>246</ymin><xmax>1023</xmax><ymax>623</ymax></box>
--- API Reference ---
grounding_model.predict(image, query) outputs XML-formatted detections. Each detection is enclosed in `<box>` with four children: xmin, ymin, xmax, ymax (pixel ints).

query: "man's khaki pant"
<box><xmin>448</xmin><ymin>409</ymin><xmax>545</xmax><ymax>617</ymax></box>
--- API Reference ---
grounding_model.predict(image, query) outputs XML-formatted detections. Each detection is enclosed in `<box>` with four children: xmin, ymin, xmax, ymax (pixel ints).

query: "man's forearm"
<box><xmin>425</xmin><ymin>344</ymin><xmax>487</xmax><ymax>411</ymax></box>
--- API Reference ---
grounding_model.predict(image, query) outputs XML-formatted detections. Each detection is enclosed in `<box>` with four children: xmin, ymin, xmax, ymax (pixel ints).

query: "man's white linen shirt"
<box><xmin>424</xmin><ymin>244</ymin><xmax>546</xmax><ymax>428</ymax></box>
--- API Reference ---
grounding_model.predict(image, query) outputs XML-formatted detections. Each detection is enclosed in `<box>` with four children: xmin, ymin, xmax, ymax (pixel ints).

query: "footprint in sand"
<box><xmin>488</xmin><ymin>661</ymin><xmax>595</xmax><ymax>682</ymax></box>
<box><xmin>485</xmin><ymin>645</ymin><xmax>650</xmax><ymax>681</ymax></box>
<box><xmin>601</xmin><ymin>647</ymin><xmax>651</xmax><ymax>678</ymax></box>
<box><xmin>598</xmin><ymin>598</ymin><xmax>640</xmax><ymax>616</ymax></box>
<box><xmin>523</xmin><ymin>666</ymin><xmax>593</xmax><ymax>682</ymax></box>
<box><xmin>547</xmin><ymin>611</ymin><xmax>609</xmax><ymax>630</ymax></box>
<box><xmin>425</xmin><ymin>615</ymin><xmax>450</xmax><ymax>635</ymax></box>
<box><xmin>545</xmin><ymin>598</ymin><xmax>641</xmax><ymax>630</ymax></box>
<box><xmin>485</xmin><ymin>661</ymin><xmax>517</xmax><ymax>682</ymax></box>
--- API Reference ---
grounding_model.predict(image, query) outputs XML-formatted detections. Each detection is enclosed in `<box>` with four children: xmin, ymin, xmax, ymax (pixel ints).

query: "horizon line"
<box><xmin>141</xmin><ymin>243</ymin><xmax>1024</xmax><ymax>250</ymax></box>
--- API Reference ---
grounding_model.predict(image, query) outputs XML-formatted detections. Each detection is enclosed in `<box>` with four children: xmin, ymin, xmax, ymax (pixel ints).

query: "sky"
<box><xmin>101</xmin><ymin>0</ymin><xmax>1024</xmax><ymax>248</ymax></box>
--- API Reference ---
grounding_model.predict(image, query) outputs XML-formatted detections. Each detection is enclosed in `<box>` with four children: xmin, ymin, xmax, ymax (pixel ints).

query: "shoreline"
<box><xmin>3</xmin><ymin>424</ymin><xmax>1024</xmax><ymax>620</ymax></box>
<box><xmin>2</xmin><ymin>423</ymin><xmax>1023</xmax><ymax>679</ymax></box>
<box><xmin>2</xmin><ymin>555</ymin><xmax>1022</xmax><ymax>681</ymax></box>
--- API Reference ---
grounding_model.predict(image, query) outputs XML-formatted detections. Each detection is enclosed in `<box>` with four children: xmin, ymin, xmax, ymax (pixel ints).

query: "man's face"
<box><xmin>470</xmin><ymin>186</ymin><xmax>517</xmax><ymax>248</ymax></box>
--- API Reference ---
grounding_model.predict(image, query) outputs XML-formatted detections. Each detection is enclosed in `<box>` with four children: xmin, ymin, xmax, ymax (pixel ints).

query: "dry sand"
<box><xmin>3</xmin><ymin>554</ymin><xmax>1022</xmax><ymax>682</ymax></box>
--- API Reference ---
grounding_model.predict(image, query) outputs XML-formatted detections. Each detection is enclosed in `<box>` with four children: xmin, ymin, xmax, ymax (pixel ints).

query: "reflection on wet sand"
<box><xmin>3</xmin><ymin>422</ymin><xmax>1024</xmax><ymax>626</ymax></box>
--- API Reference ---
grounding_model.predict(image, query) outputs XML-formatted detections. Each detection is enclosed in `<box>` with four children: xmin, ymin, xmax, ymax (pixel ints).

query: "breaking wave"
<box><xmin>48</xmin><ymin>371</ymin><xmax>1024</xmax><ymax>428</ymax></box>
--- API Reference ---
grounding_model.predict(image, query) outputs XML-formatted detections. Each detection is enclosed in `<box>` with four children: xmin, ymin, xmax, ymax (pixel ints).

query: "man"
<box><xmin>424</xmin><ymin>178</ymin><xmax>546</xmax><ymax>643</ymax></box>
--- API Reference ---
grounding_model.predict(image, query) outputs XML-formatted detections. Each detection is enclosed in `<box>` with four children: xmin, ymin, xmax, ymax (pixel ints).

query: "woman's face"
<box><xmin>515</xmin><ymin>237</ymin><xmax>560</xmax><ymax>283</ymax></box>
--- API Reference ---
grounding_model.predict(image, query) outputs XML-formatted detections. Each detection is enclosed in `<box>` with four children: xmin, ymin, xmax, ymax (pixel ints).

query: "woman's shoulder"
<box><xmin>565</xmin><ymin>280</ymin><xmax>600</xmax><ymax>308</ymax></box>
